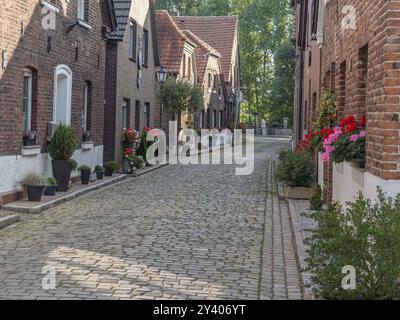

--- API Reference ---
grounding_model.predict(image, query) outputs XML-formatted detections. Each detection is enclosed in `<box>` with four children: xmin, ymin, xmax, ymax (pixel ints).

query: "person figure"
<box><xmin>261</xmin><ymin>118</ymin><xmax>267</xmax><ymax>136</ymax></box>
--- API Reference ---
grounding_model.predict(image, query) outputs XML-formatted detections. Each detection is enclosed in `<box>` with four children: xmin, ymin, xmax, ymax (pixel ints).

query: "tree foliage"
<box><xmin>157</xmin><ymin>77</ymin><xmax>203</xmax><ymax>115</ymax></box>
<box><xmin>156</xmin><ymin>0</ymin><xmax>294</xmax><ymax>126</ymax></box>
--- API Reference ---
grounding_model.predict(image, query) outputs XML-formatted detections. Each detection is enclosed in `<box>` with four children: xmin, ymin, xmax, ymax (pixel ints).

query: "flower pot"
<box><xmin>104</xmin><ymin>168</ymin><xmax>113</xmax><ymax>177</ymax></box>
<box><xmin>284</xmin><ymin>186</ymin><xmax>312</xmax><ymax>200</ymax></box>
<box><xmin>44</xmin><ymin>185</ymin><xmax>57</xmax><ymax>196</ymax></box>
<box><xmin>96</xmin><ymin>171</ymin><xmax>104</xmax><ymax>180</ymax></box>
<box><xmin>27</xmin><ymin>185</ymin><xmax>45</xmax><ymax>202</ymax></box>
<box><xmin>80</xmin><ymin>171</ymin><xmax>91</xmax><ymax>185</ymax></box>
<box><xmin>23</xmin><ymin>137</ymin><xmax>36</xmax><ymax>146</ymax></box>
<box><xmin>51</xmin><ymin>160</ymin><xmax>73</xmax><ymax>192</ymax></box>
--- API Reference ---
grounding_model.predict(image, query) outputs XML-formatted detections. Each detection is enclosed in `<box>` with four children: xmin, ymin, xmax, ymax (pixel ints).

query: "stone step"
<box><xmin>0</xmin><ymin>214</ymin><xmax>20</xmax><ymax>230</ymax></box>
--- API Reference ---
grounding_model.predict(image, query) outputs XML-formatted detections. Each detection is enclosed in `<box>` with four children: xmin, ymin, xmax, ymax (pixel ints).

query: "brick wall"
<box><xmin>0</xmin><ymin>0</ymin><xmax>107</xmax><ymax>155</ymax></box>
<box><xmin>321</xmin><ymin>0</ymin><xmax>400</xmax><ymax>185</ymax></box>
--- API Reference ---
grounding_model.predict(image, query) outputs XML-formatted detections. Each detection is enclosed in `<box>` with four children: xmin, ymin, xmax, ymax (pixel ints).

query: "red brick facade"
<box><xmin>0</xmin><ymin>0</ymin><xmax>110</xmax><ymax>154</ymax></box>
<box><xmin>321</xmin><ymin>0</ymin><xmax>400</xmax><ymax>181</ymax></box>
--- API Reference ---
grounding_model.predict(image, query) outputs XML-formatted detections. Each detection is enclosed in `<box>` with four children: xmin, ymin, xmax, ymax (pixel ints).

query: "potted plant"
<box><xmin>276</xmin><ymin>149</ymin><xmax>314</xmax><ymax>199</ymax></box>
<box><xmin>44</xmin><ymin>177</ymin><xmax>58</xmax><ymax>196</ymax></box>
<box><xmin>48</xmin><ymin>124</ymin><xmax>77</xmax><ymax>192</ymax></box>
<box><xmin>309</xmin><ymin>184</ymin><xmax>323</xmax><ymax>211</ymax></box>
<box><xmin>104</xmin><ymin>161</ymin><xmax>119</xmax><ymax>176</ymax></box>
<box><xmin>22</xmin><ymin>173</ymin><xmax>47</xmax><ymax>202</ymax></box>
<box><xmin>95</xmin><ymin>165</ymin><xmax>105</xmax><ymax>180</ymax></box>
<box><xmin>78</xmin><ymin>165</ymin><xmax>91</xmax><ymax>185</ymax></box>
<box><xmin>82</xmin><ymin>130</ymin><xmax>91</xmax><ymax>142</ymax></box>
<box><xmin>22</xmin><ymin>130</ymin><xmax>37</xmax><ymax>146</ymax></box>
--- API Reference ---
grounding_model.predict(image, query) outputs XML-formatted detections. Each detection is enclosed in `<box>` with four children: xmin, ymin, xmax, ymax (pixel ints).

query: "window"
<box><xmin>187</xmin><ymin>56</ymin><xmax>191</xmax><ymax>79</ymax></box>
<box><xmin>144</xmin><ymin>102</ymin><xmax>150</xmax><ymax>127</ymax></box>
<box><xmin>142</xmin><ymin>29</ymin><xmax>149</xmax><ymax>66</ymax></box>
<box><xmin>311</xmin><ymin>0</ymin><xmax>319</xmax><ymax>38</ymax></box>
<box><xmin>122</xmin><ymin>99</ymin><xmax>131</xmax><ymax>129</ymax></box>
<box><xmin>213</xmin><ymin>110</ymin><xmax>217</xmax><ymax>128</ymax></box>
<box><xmin>207</xmin><ymin>107</ymin><xmax>211</xmax><ymax>129</ymax></box>
<box><xmin>82</xmin><ymin>82</ymin><xmax>92</xmax><ymax>131</ymax></box>
<box><xmin>54</xmin><ymin>65</ymin><xmax>72</xmax><ymax>125</ymax></box>
<box><xmin>219</xmin><ymin>110</ymin><xmax>223</xmax><ymax>128</ymax></box>
<box><xmin>135</xmin><ymin>101</ymin><xmax>141</xmax><ymax>131</ymax></box>
<box><xmin>77</xmin><ymin>0</ymin><xmax>86</xmax><ymax>21</ymax></box>
<box><xmin>182</xmin><ymin>54</ymin><xmax>186</xmax><ymax>78</ymax></box>
<box><xmin>23</xmin><ymin>69</ymin><xmax>33</xmax><ymax>132</ymax></box>
<box><xmin>304</xmin><ymin>101</ymin><xmax>308</xmax><ymax>130</ymax></box>
<box><xmin>129</xmin><ymin>21</ymin><xmax>137</xmax><ymax>60</ymax></box>
<box><xmin>200</xmin><ymin>110</ymin><xmax>205</xmax><ymax>129</ymax></box>
<box><xmin>358</xmin><ymin>45</ymin><xmax>368</xmax><ymax>115</ymax></box>
<box><xmin>208</xmin><ymin>73</ymin><xmax>212</xmax><ymax>90</ymax></box>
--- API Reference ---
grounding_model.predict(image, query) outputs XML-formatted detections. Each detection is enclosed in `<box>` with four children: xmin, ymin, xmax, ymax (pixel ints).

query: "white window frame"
<box><xmin>53</xmin><ymin>64</ymin><xmax>73</xmax><ymax>125</ymax></box>
<box><xmin>129</xmin><ymin>21</ymin><xmax>134</xmax><ymax>59</ymax></box>
<box><xmin>122</xmin><ymin>100</ymin><xmax>128</xmax><ymax>129</ymax></box>
<box><xmin>77</xmin><ymin>0</ymin><xmax>85</xmax><ymax>21</ymax></box>
<box><xmin>23</xmin><ymin>69</ymin><xmax>33</xmax><ymax>132</ymax></box>
<box><xmin>144</xmin><ymin>103</ymin><xmax>150</xmax><ymax>127</ymax></box>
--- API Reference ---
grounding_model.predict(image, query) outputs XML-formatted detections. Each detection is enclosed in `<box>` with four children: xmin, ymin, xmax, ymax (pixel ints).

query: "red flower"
<box><xmin>360</xmin><ymin>115</ymin><xmax>366</xmax><ymax>127</ymax></box>
<box><xmin>340</xmin><ymin>115</ymin><xmax>356</xmax><ymax>128</ymax></box>
<box><xmin>124</xmin><ymin>148</ymin><xmax>134</xmax><ymax>155</ymax></box>
<box><xmin>345</xmin><ymin>122</ymin><xmax>358</xmax><ymax>133</ymax></box>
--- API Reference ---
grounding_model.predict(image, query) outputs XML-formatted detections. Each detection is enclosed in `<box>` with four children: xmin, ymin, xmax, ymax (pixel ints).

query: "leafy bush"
<box><xmin>78</xmin><ymin>165</ymin><xmax>91</xmax><ymax>172</ymax></box>
<box><xmin>67</xmin><ymin>159</ymin><xmax>78</xmax><ymax>171</ymax></box>
<box><xmin>22</xmin><ymin>173</ymin><xmax>47</xmax><ymax>186</ymax></box>
<box><xmin>304</xmin><ymin>189</ymin><xmax>400</xmax><ymax>299</ymax></box>
<box><xmin>48</xmin><ymin>124</ymin><xmax>77</xmax><ymax>160</ymax></box>
<box><xmin>310</xmin><ymin>184</ymin><xmax>323</xmax><ymax>210</ymax></box>
<box><xmin>95</xmin><ymin>165</ymin><xmax>104</xmax><ymax>172</ymax></box>
<box><xmin>313</xmin><ymin>91</ymin><xmax>338</xmax><ymax>131</ymax></box>
<box><xmin>104</xmin><ymin>161</ymin><xmax>119</xmax><ymax>172</ymax></box>
<box><xmin>46</xmin><ymin>177</ymin><xmax>57</xmax><ymax>186</ymax></box>
<box><xmin>276</xmin><ymin>149</ymin><xmax>314</xmax><ymax>187</ymax></box>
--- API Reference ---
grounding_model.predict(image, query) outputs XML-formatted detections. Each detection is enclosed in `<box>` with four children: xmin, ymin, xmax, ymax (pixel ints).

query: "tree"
<box><xmin>157</xmin><ymin>77</ymin><xmax>203</xmax><ymax>117</ymax></box>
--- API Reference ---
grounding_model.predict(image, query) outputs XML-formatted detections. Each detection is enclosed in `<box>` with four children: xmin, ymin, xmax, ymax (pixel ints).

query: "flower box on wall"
<box><xmin>81</xmin><ymin>142</ymin><xmax>94</xmax><ymax>151</ymax></box>
<box><xmin>334</xmin><ymin>162</ymin><xmax>344</xmax><ymax>174</ymax></box>
<box><xmin>284</xmin><ymin>186</ymin><xmax>312</xmax><ymax>200</ymax></box>
<box><xmin>350</xmin><ymin>162</ymin><xmax>366</xmax><ymax>187</ymax></box>
<box><xmin>21</xmin><ymin>145</ymin><xmax>41</xmax><ymax>156</ymax></box>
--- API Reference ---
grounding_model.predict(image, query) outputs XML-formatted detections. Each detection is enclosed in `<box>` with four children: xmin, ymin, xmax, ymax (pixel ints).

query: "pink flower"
<box><xmin>350</xmin><ymin>134</ymin><xmax>359</xmax><ymax>142</ymax></box>
<box><xmin>321</xmin><ymin>152</ymin><xmax>331</xmax><ymax>162</ymax></box>
<box><xmin>359</xmin><ymin>130</ymin><xmax>367</xmax><ymax>138</ymax></box>
<box><xmin>325</xmin><ymin>145</ymin><xmax>335</xmax><ymax>153</ymax></box>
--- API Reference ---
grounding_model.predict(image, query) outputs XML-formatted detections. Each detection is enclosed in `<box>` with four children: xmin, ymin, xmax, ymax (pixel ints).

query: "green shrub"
<box><xmin>104</xmin><ymin>161</ymin><xmax>119</xmax><ymax>171</ymax></box>
<box><xmin>67</xmin><ymin>159</ymin><xmax>78</xmax><ymax>171</ymax></box>
<box><xmin>22</xmin><ymin>173</ymin><xmax>47</xmax><ymax>186</ymax></box>
<box><xmin>95</xmin><ymin>165</ymin><xmax>104</xmax><ymax>172</ymax></box>
<box><xmin>47</xmin><ymin>177</ymin><xmax>57</xmax><ymax>186</ymax></box>
<box><xmin>304</xmin><ymin>189</ymin><xmax>400</xmax><ymax>299</ymax></box>
<box><xmin>276</xmin><ymin>149</ymin><xmax>314</xmax><ymax>187</ymax></box>
<box><xmin>48</xmin><ymin>124</ymin><xmax>77</xmax><ymax>160</ymax></box>
<box><xmin>78</xmin><ymin>165</ymin><xmax>91</xmax><ymax>172</ymax></box>
<box><xmin>310</xmin><ymin>184</ymin><xmax>323</xmax><ymax>210</ymax></box>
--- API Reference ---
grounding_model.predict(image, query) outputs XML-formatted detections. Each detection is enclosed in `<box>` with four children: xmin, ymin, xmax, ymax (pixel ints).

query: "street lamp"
<box><xmin>157</xmin><ymin>65</ymin><xmax>167</xmax><ymax>130</ymax></box>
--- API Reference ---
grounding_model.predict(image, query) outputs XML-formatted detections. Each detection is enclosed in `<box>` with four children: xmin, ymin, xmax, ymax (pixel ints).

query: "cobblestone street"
<box><xmin>0</xmin><ymin>137</ymin><xmax>302</xmax><ymax>300</ymax></box>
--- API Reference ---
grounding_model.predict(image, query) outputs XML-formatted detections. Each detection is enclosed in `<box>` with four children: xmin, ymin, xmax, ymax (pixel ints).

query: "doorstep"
<box><xmin>287</xmin><ymin>198</ymin><xmax>316</xmax><ymax>300</ymax></box>
<box><xmin>2</xmin><ymin>174</ymin><xmax>126</xmax><ymax>214</ymax></box>
<box><xmin>127</xmin><ymin>162</ymin><xmax>169</xmax><ymax>177</ymax></box>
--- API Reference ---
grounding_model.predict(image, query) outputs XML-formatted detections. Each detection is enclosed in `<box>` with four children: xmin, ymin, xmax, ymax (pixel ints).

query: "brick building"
<box><xmin>103</xmin><ymin>0</ymin><xmax>160</xmax><ymax>163</ymax></box>
<box><xmin>0</xmin><ymin>0</ymin><xmax>114</xmax><ymax>203</ymax></box>
<box><xmin>293</xmin><ymin>0</ymin><xmax>400</xmax><ymax>203</ymax></box>
<box><xmin>173</xmin><ymin>15</ymin><xmax>242</xmax><ymax>129</ymax></box>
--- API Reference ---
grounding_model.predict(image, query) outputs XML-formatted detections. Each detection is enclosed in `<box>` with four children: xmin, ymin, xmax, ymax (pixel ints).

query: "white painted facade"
<box><xmin>0</xmin><ymin>146</ymin><xmax>103</xmax><ymax>195</ymax></box>
<box><xmin>318</xmin><ymin>156</ymin><xmax>400</xmax><ymax>204</ymax></box>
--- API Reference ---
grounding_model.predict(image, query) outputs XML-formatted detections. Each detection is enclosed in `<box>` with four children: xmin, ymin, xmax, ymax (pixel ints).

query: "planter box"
<box><xmin>81</xmin><ymin>142</ymin><xmax>94</xmax><ymax>150</ymax></box>
<box><xmin>21</xmin><ymin>145</ymin><xmax>41</xmax><ymax>156</ymax></box>
<box><xmin>284</xmin><ymin>186</ymin><xmax>312</xmax><ymax>200</ymax></box>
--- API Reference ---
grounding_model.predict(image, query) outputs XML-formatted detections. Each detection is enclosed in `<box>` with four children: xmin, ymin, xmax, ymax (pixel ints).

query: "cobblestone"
<box><xmin>0</xmin><ymin>137</ymin><xmax>302</xmax><ymax>300</ymax></box>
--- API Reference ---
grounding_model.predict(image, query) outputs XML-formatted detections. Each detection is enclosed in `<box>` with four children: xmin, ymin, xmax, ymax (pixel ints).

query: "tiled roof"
<box><xmin>155</xmin><ymin>10</ymin><xmax>187</xmax><ymax>74</ymax></box>
<box><xmin>172</xmin><ymin>15</ymin><xmax>238</xmax><ymax>82</ymax></box>
<box><xmin>109</xmin><ymin>0</ymin><xmax>133</xmax><ymax>40</ymax></box>
<box><xmin>183</xmin><ymin>30</ymin><xmax>221</xmax><ymax>85</ymax></box>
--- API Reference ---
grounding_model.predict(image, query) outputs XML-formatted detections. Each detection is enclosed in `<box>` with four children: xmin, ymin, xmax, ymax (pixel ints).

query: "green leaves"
<box><xmin>157</xmin><ymin>78</ymin><xmax>203</xmax><ymax>114</ymax></box>
<box><xmin>48</xmin><ymin>124</ymin><xmax>77</xmax><ymax>160</ymax></box>
<box><xmin>305</xmin><ymin>189</ymin><xmax>400</xmax><ymax>299</ymax></box>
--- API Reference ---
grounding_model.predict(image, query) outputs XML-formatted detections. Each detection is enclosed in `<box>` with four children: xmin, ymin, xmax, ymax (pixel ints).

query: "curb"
<box><xmin>2</xmin><ymin>175</ymin><xmax>127</xmax><ymax>214</ymax></box>
<box><xmin>0</xmin><ymin>214</ymin><xmax>20</xmax><ymax>230</ymax></box>
<box><xmin>127</xmin><ymin>162</ymin><xmax>169</xmax><ymax>177</ymax></box>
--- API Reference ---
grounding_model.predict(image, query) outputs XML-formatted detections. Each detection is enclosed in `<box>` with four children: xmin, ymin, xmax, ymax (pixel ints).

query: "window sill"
<box><xmin>81</xmin><ymin>141</ymin><xmax>94</xmax><ymax>150</ymax></box>
<box><xmin>40</xmin><ymin>0</ymin><xmax>60</xmax><ymax>13</ymax></box>
<box><xmin>129</xmin><ymin>57</ymin><xmax>137</xmax><ymax>63</ymax></box>
<box><xmin>21</xmin><ymin>145</ymin><xmax>41</xmax><ymax>156</ymax></box>
<box><xmin>77</xmin><ymin>19</ymin><xmax>92</xmax><ymax>31</ymax></box>
<box><xmin>142</xmin><ymin>64</ymin><xmax>149</xmax><ymax>68</ymax></box>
